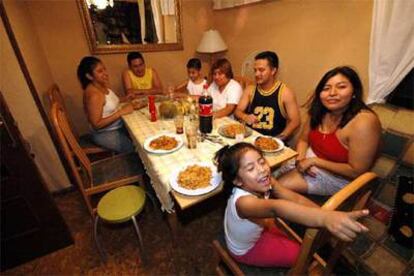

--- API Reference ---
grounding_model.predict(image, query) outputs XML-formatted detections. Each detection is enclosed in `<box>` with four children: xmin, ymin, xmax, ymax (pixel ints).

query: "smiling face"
<box><xmin>89</xmin><ymin>62</ymin><xmax>109</xmax><ymax>86</ymax></box>
<box><xmin>213</xmin><ymin>68</ymin><xmax>230</xmax><ymax>89</ymax></box>
<box><xmin>254</xmin><ymin>59</ymin><xmax>276</xmax><ymax>86</ymax></box>
<box><xmin>320</xmin><ymin>73</ymin><xmax>354</xmax><ymax>114</ymax></box>
<box><xmin>129</xmin><ymin>58</ymin><xmax>146</xmax><ymax>77</ymax></box>
<box><xmin>234</xmin><ymin>149</ymin><xmax>271</xmax><ymax>194</ymax></box>
<box><xmin>187</xmin><ymin>68</ymin><xmax>201</xmax><ymax>82</ymax></box>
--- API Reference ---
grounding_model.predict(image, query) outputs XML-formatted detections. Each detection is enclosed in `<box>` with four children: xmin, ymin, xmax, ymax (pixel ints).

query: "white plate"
<box><xmin>218</xmin><ymin>124</ymin><xmax>253</xmax><ymax>139</ymax></box>
<box><xmin>170</xmin><ymin>162</ymin><xmax>222</xmax><ymax>196</ymax></box>
<box><xmin>254</xmin><ymin>136</ymin><xmax>285</xmax><ymax>153</ymax></box>
<box><xmin>143</xmin><ymin>133</ymin><xmax>183</xmax><ymax>154</ymax></box>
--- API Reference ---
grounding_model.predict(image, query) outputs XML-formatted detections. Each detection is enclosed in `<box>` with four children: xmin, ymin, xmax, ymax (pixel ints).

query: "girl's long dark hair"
<box><xmin>77</xmin><ymin>56</ymin><xmax>101</xmax><ymax>89</ymax></box>
<box><xmin>214</xmin><ymin>142</ymin><xmax>262</xmax><ymax>198</ymax></box>
<box><xmin>307</xmin><ymin>66</ymin><xmax>372</xmax><ymax>129</ymax></box>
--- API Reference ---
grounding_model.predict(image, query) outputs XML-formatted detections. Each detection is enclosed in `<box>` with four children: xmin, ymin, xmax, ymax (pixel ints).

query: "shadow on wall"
<box><xmin>29</xmin><ymin>123</ymin><xmax>71</xmax><ymax>192</ymax></box>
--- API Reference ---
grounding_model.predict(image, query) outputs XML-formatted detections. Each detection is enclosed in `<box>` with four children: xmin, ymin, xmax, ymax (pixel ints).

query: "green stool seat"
<box><xmin>97</xmin><ymin>185</ymin><xmax>146</xmax><ymax>223</ymax></box>
<box><xmin>94</xmin><ymin>185</ymin><xmax>147</xmax><ymax>263</ymax></box>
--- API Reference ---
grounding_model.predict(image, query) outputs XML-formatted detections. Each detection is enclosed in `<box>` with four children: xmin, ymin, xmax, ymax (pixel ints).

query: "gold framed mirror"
<box><xmin>77</xmin><ymin>0</ymin><xmax>183</xmax><ymax>54</ymax></box>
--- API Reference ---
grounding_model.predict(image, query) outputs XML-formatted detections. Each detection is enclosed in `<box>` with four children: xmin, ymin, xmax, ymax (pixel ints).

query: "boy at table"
<box><xmin>122</xmin><ymin>51</ymin><xmax>164</xmax><ymax>97</ymax></box>
<box><xmin>234</xmin><ymin>51</ymin><xmax>300</xmax><ymax>141</ymax></box>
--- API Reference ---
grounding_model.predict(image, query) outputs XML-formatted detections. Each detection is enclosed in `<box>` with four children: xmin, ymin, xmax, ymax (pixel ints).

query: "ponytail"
<box><xmin>214</xmin><ymin>143</ymin><xmax>262</xmax><ymax>198</ymax></box>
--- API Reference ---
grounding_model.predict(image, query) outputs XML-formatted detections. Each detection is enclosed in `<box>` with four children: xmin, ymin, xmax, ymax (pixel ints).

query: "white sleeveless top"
<box><xmin>186</xmin><ymin>79</ymin><xmax>207</xmax><ymax>96</ymax></box>
<box><xmin>97</xmin><ymin>89</ymin><xmax>122</xmax><ymax>132</ymax></box>
<box><xmin>224</xmin><ymin>187</ymin><xmax>263</xmax><ymax>256</ymax></box>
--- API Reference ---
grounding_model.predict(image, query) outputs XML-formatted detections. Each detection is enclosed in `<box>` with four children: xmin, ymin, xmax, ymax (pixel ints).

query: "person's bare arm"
<box><xmin>85</xmin><ymin>88</ymin><xmax>133</xmax><ymax>130</ymax></box>
<box><xmin>298</xmin><ymin>112</ymin><xmax>381</xmax><ymax>179</ymax></box>
<box><xmin>278</xmin><ymin>87</ymin><xmax>301</xmax><ymax>140</ymax></box>
<box><xmin>270</xmin><ymin>177</ymin><xmax>318</xmax><ymax>208</ymax></box>
<box><xmin>234</xmin><ymin>85</ymin><xmax>259</xmax><ymax>125</ymax></box>
<box><xmin>295</xmin><ymin>117</ymin><xmax>311</xmax><ymax>161</ymax></box>
<box><xmin>236</xmin><ymin>195</ymin><xmax>369</xmax><ymax>242</ymax></box>
<box><xmin>174</xmin><ymin>80</ymin><xmax>188</xmax><ymax>93</ymax></box>
<box><xmin>122</xmin><ymin>70</ymin><xmax>135</xmax><ymax>98</ymax></box>
<box><xmin>213</xmin><ymin>104</ymin><xmax>237</xmax><ymax>119</ymax></box>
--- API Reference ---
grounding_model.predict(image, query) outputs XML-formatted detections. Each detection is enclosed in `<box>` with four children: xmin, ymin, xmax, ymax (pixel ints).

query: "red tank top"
<box><xmin>309</xmin><ymin>129</ymin><xmax>348</xmax><ymax>163</ymax></box>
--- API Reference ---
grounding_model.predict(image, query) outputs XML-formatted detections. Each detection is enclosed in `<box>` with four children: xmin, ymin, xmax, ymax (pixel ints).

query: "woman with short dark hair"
<box><xmin>278</xmin><ymin>66</ymin><xmax>381</xmax><ymax>195</ymax></box>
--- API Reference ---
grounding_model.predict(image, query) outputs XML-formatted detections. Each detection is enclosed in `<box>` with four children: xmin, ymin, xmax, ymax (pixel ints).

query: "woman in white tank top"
<box><xmin>77</xmin><ymin>56</ymin><xmax>135</xmax><ymax>153</ymax></box>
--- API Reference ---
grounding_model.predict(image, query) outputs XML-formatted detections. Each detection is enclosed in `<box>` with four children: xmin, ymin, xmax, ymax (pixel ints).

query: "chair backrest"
<box><xmin>47</xmin><ymin>84</ymin><xmax>80</xmax><ymax>139</ymax></box>
<box><xmin>50</xmin><ymin>102</ymin><xmax>94</xmax><ymax>213</ymax></box>
<box><xmin>288</xmin><ymin>172</ymin><xmax>378</xmax><ymax>275</ymax></box>
<box><xmin>233</xmin><ymin>75</ymin><xmax>253</xmax><ymax>90</ymax></box>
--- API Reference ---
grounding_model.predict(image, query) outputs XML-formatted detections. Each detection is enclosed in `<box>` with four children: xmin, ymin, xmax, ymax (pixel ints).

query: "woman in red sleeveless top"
<box><xmin>278</xmin><ymin>66</ymin><xmax>381</xmax><ymax>195</ymax></box>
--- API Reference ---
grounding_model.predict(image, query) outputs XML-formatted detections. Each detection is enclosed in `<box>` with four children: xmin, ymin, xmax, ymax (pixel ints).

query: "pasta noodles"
<box><xmin>177</xmin><ymin>165</ymin><xmax>212</xmax><ymax>190</ymax></box>
<box><xmin>255</xmin><ymin>136</ymin><xmax>279</xmax><ymax>151</ymax></box>
<box><xmin>149</xmin><ymin>135</ymin><xmax>178</xmax><ymax>150</ymax></box>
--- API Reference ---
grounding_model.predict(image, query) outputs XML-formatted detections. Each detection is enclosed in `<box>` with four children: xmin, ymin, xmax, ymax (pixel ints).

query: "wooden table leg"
<box><xmin>166</xmin><ymin>211</ymin><xmax>179</xmax><ymax>246</ymax></box>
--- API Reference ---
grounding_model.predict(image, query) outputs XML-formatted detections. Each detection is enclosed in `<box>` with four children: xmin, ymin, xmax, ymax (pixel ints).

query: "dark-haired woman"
<box><xmin>278</xmin><ymin>66</ymin><xmax>381</xmax><ymax>195</ymax></box>
<box><xmin>77</xmin><ymin>56</ymin><xmax>136</xmax><ymax>153</ymax></box>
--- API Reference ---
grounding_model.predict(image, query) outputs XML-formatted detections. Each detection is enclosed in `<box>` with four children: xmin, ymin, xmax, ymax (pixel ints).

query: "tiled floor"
<box><xmin>3</xmin><ymin>189</ymin><xmax>226</xmax><ymax>275</ymax></box>
<box><xmin>3</xmin><ymin>186</ymin><xmax>413</xmax><ymax>275</ymax></box>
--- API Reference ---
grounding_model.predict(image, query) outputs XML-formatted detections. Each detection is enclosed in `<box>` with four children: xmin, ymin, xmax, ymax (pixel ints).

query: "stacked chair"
<box><xmin>212</xmin><ymin>172</ymin><xmax>378</xmax><ymax>275</ymax></box>
<box><xmin>49</xmin><ymin>88</ymin><xmax>151</xmax><ymax>263</ymax></box>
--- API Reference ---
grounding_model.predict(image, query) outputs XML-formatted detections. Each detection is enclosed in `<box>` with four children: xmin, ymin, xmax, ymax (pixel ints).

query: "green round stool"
<box><xmin>93</xmin><ymin>185</ymin><xmax>146</xmax><ymax>263</ymax></box>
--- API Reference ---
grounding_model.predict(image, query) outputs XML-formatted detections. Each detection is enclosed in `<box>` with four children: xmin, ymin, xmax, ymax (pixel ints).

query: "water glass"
<box><xmin>174</xmin><ymin>114</ymin><xmax>184</xmax><ymax>134</ymax></box>
<box><xmin>185</xmin><ymin>122</ymin><xmax>198</xmax><ymax>149</ymax></box>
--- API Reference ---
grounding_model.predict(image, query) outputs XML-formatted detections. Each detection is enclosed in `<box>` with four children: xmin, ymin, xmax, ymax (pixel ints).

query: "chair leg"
<box><xmin>93</xmin><ymin>216</ymin><xmax>106</xmax><ymax>262</ymax></box>
<box><xmin>131</xmin><ymin>215</ymin><xmax>147</xmax><ymax>264</ymax></box>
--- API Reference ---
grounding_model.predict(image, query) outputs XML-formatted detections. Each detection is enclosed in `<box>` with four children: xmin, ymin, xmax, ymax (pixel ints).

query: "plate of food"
<box><xmin>143</xmin><ymin>133</ymin><xmax>183</xmax><ymax>154</ymax></box>
<box><xmin>254</xmin><ymin>136</ymin><xmax>285</xmax><ymax>153</ymax></box>
<box><xmin>170</xmin><ymin>162</ymin><xmax>222</xmax><ymax>196</ymax></box>
<box><xmin>218</xmin><ymin>123</ymin><xmax>253</xmax><ymax>139</ymax></box>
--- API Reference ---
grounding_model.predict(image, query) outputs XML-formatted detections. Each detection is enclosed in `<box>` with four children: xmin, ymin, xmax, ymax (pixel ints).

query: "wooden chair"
<box><xmin>50</xmin><ymin>102</ymin><xmax>145</xmax><ymax>216</ymax></box>
<box><xmin>234</xmin><ymin>75</ymin><xmax>253</xmax><ymax>90</ymax></box>
<box><xmin>47</xmin><ymin>84</ymin><xmax>108</xmax><ymax>155</ymax></box>
<box><xmin>212</xmin><ymin>172</ymin><xmax>378</xmax><ymax>276</ymax></box>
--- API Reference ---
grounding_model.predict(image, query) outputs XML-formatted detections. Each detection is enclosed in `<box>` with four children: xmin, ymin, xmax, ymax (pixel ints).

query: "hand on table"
<box><xmin>120</xmin><ymin>103</ymin><xmax>134</xmax><ymax>115</ymax></box>
<box><xmin>244</xmin><ymin>114</ymin><xmax>259</xmax><ymax>125</ymax></box>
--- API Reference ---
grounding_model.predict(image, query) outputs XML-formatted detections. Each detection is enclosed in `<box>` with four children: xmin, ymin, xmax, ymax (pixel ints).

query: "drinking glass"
<box><xmin>174</xmin><ymin>114</ymin><xmax>184</xmax><ymax>134</ymax></box>
<box><xmin>185</xmin><ymin>121</ymin><xmax>198</xmax><ymax>149</ymax></box>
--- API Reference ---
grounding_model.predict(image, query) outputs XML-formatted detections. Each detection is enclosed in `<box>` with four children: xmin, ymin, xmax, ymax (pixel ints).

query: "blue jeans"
<box><xmin>91</xmin><ymin>126</ymin><xmax>135</xmax><ymax>154</ymax></box>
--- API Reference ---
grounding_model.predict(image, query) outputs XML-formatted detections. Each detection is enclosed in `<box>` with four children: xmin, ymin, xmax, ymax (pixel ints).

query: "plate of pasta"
<box><xmin>143</xmin><ymin>133</ymin><xmax>183</xmax><ymax>154</ymax></box>
<box><xmin>218</xmin><ymin>123</ymin><xmax>253</xmax><ymax>139</ymax></box>
<box><xmin>254</xmin><ymin>136</ymin><xmax>284</xmax><ymax>153</ymax></box>
<box><xmin>170</xmin><ymin>162</ymin><xmax>222</xmax><ymax>196</ymax></box>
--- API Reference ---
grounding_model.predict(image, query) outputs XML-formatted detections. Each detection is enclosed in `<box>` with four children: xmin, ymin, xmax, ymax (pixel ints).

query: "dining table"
<box><xmin>122</xmin><ymin>105</ymin><xmax>298</xmax><ymax>240</ymax></box>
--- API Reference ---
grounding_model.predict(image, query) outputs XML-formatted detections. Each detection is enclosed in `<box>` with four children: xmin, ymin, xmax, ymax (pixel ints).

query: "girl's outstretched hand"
<box><xmin>323</xmin><ymin>209</ymin><xmax>369</xmax><ymax>242</ymax></box>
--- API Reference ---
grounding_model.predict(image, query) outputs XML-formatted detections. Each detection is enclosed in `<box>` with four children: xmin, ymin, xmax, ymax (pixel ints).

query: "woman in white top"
<box><xmin>77</xmin><ymin>56</ymin><xmax>136</xmax><ymax>153</ymax></box>
<box><xmin>208</xmin><ymin>58</ymin><xmax>243</xmax><ymax>118</ymax></box>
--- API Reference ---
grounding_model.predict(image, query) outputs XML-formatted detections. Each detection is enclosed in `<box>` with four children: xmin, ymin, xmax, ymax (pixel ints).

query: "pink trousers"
<box><xmin>231</xmin><ymin>226</ymin><xmax>300</xmax><ymax>267</ymax></box>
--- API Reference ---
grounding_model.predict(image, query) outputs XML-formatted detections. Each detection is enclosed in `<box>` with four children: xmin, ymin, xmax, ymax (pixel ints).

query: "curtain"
<box><xmin>213</xmin><ymin>0</ymin><xmax>263</xmax><ymax>10</ymax></box>
<box><xmin>151</xmin><ymin>0</ymin><xmax>163</xmax><ymax>43</ymax></box>
<box><xmin>367</xmin><ymin>0</ymin><xmax>414</xmax><ymax>104</ymax></box>
<box><xmin>160</xmin><ymin>0</ymin><xmax>175</xmax><ymax>15</ymax></box>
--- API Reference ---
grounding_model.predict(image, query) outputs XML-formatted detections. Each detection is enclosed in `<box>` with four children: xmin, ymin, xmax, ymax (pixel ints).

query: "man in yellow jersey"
<box><xmin>234</xmin><ymin>51</ymin><xmax>300</xmax><ymax>141</ymax></box>
<box><xmin>122</xmin><ymin>52</ymin><xmax>164</xmax><ymax>97</ymax></box>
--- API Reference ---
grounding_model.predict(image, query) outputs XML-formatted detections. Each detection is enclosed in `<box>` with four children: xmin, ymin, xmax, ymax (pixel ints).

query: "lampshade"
<box><xmin>196</xmin><ymin>29</ymin><xmax>228</xmax><ymax>54</ymax></box>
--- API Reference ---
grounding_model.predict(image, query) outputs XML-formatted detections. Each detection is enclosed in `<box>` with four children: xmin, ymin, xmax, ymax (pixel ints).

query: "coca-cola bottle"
<box><xmin>199</xmin><ymin>84</ymin><xmax>213</xmax><ymax>133</ymax></box>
